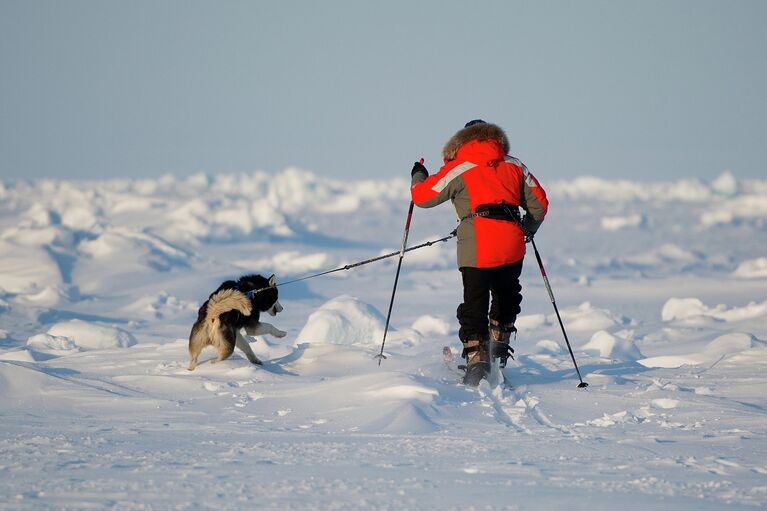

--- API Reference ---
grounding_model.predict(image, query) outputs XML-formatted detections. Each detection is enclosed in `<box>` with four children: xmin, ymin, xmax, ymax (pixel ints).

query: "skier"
<box><xmin>410</xmin><ymin>120</ymin><xmax>548</xmax><ymax>386</ymax></box>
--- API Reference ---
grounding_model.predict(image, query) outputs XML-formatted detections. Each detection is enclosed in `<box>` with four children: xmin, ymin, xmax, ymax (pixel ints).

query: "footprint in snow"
<box><xmin>203</xmin><ymin>382</ymin><xmax>224</xmax><ymax>393</ymax></box>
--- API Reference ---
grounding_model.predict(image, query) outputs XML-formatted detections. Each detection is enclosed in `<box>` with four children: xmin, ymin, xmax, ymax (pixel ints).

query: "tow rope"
<box><xmin>274</xmin><ymin>229</ymin><xmax>457</xmax><ymax>288</ymax></box>
<box><xmin>241</xmin><ymin>230</ymin><xmax>456</xmax><ymax>298</ymax></box>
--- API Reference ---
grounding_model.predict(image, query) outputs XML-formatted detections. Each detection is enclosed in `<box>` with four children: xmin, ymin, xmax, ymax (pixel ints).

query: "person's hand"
<box><xmin>521</xmin><ymin>214</ymin><xmax>539</xmax><ymax>243</ymax></box>
<box><xmin>411</xmin><ymin>160</ymin><xmax>428</xmax><ymax>178</ymax></box>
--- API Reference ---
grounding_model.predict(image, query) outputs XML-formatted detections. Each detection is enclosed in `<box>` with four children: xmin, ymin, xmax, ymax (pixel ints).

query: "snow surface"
<box><xmin>1</xmin><ymin>169</ymin><xmax>766</xmax><ymax>510</ymax></box>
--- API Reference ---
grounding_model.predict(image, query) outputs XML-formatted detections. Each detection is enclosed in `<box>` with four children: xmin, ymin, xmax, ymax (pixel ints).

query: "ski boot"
<box><xmin>489</xmin><ymin>319</ymin><xmax>516</xmax><ymax>369</ymax></box>
<box><xmin>461</xmin><ymin>336</ymin><xmax>490</xmax><ymax>386</ymax></box>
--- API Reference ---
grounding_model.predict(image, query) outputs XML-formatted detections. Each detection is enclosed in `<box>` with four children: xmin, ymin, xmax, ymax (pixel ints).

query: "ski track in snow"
<box><xmin>1</xmin><ymin>170</ymin><xmax>767</xmax><ymax>510</ymax></box>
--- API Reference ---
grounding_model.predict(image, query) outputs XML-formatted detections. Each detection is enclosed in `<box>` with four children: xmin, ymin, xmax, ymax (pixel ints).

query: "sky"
<box><xmin>1</xmin><ymin>0</ymin><xmax>765</xmax><ymax>183</ymax></box>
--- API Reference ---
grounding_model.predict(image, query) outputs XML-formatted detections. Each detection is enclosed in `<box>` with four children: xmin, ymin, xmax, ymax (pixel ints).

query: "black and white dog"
<box><xmin>187</xmin><ymin>274</ymin><xmax>286</xmax><ymax>371</ymax></box>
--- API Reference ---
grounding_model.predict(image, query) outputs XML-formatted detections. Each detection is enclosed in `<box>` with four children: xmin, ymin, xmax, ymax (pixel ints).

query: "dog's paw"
<box><xmin>273</xmin><ymin>329</ymin><xmax>287</xmax><ymax>338</ymax></box>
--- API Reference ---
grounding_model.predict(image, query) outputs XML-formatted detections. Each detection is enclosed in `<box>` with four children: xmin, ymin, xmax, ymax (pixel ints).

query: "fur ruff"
<box><xmin>442</xmin><ymin>122</ymin><xmax>510</xmax><ymax>161</ymax></box>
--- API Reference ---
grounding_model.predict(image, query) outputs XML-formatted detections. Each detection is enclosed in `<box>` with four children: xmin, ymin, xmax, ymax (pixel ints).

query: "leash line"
<box><xmin>274</xmin><ymin>230</ymin><xmax>456</xmax><ymax>288</ymax></box>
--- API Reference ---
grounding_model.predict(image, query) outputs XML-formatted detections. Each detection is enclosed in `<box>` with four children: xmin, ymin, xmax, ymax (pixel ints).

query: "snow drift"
<box><xmin>1</xmin><ymin>168</ymin><xmax>766</xmax><ymax>510</ymax></box>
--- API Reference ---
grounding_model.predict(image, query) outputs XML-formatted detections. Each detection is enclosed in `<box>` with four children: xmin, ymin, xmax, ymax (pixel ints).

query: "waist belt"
<box><xmin>460</xmin><ymin>203</ymin><xmax>521</xmax><ymax>224</ymax></box>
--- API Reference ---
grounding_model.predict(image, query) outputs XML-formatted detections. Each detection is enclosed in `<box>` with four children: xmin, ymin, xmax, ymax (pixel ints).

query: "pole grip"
<box><xmin>402</xmin><ymin>158</ymin><xmax>422</xmax><ymax>237</ymax></box>
<box><xmin>403</xmin><ymin>201</ymin><xmax>414</xmax><ymax>233</ymax></box>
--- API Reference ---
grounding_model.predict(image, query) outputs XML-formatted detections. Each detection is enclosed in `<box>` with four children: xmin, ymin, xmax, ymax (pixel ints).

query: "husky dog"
<box><xmin>187</xmin><ymin>274</ymin><xmax>286</xmax><ymax>371</ymax></box>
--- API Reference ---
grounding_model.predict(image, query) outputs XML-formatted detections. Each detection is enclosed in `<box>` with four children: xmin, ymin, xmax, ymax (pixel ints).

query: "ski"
<box><xmin>494</xmin><ymin>363</ymin><xmax>513</xmax><ymax>390</ymax></box>
<box><xmin>442</xmin><ymin>346</ymin><xmax>466</xmax><ymax>379</ymax></box>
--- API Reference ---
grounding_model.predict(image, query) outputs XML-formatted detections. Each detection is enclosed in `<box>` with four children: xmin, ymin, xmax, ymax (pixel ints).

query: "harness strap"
<box><xmin>490</xmin><ymin>323</ymin><xmax>517</xmax><ymax>335</ymax></box>
<box><xmin>459</xmin><ymin>210</ymin><xmax>492</xmax><ymax>222</ymax></box>
<box><xmin>461</xmin><ymin>338</ymin><xmax>488</xmax><ymax>360</ymax></box>
<box><xmin>491</xmin><ymin>343</ymin><xmax>515</xmax><ymax>367</ymax></box>
<box><xmin>489</xmin><ymin>319</ymin><xmax>517</xmax><ymax>368</ymax></box>
<box><xmin>459</xmin><ymin>202</ymin><xmax>522</xmax><ymax>224</ymax></box>
<box><xmin>243</xmin><ymin>289</ymin><xmax>262</xmax><ymax>299</ymax></box>
<box><xmin>460</xmin><ymin>343</ymin><xmax>481</xmax><ymax>359</ymax></box>
<box><xmin>490</xmin><ymin>343</ymin><xmax>515</xmax><ymax>357</ymax></box>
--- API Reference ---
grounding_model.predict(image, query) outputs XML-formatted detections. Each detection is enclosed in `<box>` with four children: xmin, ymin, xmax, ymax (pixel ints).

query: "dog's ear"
<box><xmin>268</xmin><ymin>274</ymin><xmax>276</xmax><ymax>287</ymax></box>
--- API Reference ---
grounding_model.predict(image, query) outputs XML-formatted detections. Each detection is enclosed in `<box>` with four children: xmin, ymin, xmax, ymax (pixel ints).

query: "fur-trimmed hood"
<box><xmin>442</xmin><ymin>122</ymin><xmax>509</xmax><ymax>161</ymax></box>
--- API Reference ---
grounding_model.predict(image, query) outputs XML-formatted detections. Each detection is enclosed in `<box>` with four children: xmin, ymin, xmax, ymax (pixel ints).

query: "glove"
<box><xmin>411</xmin><ymin>160</ymin><xmax>428</xmax><ymax>178</ymax></box>
<box><xmin>521</xmin><ymin>214</ymin><xmax>540</xmax><ymax>243</ymax></box>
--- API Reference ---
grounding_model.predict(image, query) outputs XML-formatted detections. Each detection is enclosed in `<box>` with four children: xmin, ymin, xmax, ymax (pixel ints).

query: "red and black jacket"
<box><xmin>411</xmin><ymin>122</ymin><xmax>548</xmax><ymax>268</ymax></box>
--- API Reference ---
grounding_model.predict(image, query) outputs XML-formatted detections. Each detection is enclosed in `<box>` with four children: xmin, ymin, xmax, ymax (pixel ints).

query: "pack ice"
<box><xmin>1</xmin><ymin>169</ymin><xmax>766</xmax><ymax>510</ymax></box>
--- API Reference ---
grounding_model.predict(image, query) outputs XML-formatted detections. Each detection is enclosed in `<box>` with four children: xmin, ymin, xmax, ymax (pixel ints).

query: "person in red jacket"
<box><xmin>410</xmin><ymin>120</ymin><xmax>548</xmax><ymax>386</ymax></box>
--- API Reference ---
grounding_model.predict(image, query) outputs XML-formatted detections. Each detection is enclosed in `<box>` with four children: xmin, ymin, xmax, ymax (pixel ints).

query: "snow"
<box><xmin>44</xmin><ymin>319</ymin><xmax>137</xmax><ymax>350</ymax></box>
<box><xmin>579</xmin><ymin>330</ymin><xmax>643</xmax><ymax>361</ymax></box>
<box><xmin>661</xmin><ymin>297</ymin><xmax>767</xmax><ymax>323</ymax></box>
<box><xmin>638</xmin><ymin>333</ymin><xmax>762</xmax><ymax>369</ymax></box>
<box><xmin>295</xmin><ymin>295</ymin><xmax>386</xmax><ymax>346</ymax></box>
<box><xmin>0</xmin><ymin>239</ymin><xmax>63</xmax><ymax>294</ymax></box>
<box><xmin>600</xmin><ymin>213</ymin><xmax>645</xmax><ymax>231</ymax></box>
<box><xmin>25</xmin><ymin>332</ymin><xmax>79</xmax><ymax>356</ymax></box>
<box><xmin>236</xmin><ymin>250</ymin><xmax>331</xmax><ymax>276</ymax></box>
<box><xmin>711</xmin><ymin>170</ymin><xmax>739</xmax><ymax>197</ymax></box>
<box><xmin>1</xmin><ymin>168</ymin><xmax>766</xmax><ymax>510</ymax></box>
<box><xmin>555</xmin><ymin>301</ymin><xmax>626</xmax><ymax>332</ymax></box>
<box><xmin>734</xmin><ymin>257</ymin><xmax>767</xmax><ymax>278</ymax></box>
<box><xmin>412</xmin><ymin>315</ymin><xmax>451</xmax><ymax>336</ymax></box>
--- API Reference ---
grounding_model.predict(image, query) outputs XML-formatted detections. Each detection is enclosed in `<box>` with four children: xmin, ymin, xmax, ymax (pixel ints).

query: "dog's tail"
<box><xmin>206</xmin><ymin>288</ymin><xmax>252</xmax><ymax>325</ymax></box>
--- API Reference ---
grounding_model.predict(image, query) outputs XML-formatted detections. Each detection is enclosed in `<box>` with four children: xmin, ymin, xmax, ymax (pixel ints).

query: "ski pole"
<box><xmin>530</xmin><ymin>237</ymin><xmax>589</xmax><ymax>388</ymax></box>
<box><xmin>375</xmin><ymin>160</ymin><xmax>421</xmax><ymax>365</ymax></box>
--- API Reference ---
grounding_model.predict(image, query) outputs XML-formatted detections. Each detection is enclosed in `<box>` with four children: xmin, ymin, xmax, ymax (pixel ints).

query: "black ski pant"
<box><xmin>457</xmin><ymin>260</ymin><xmax>524</xmax><ymax>341</ymax></box>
